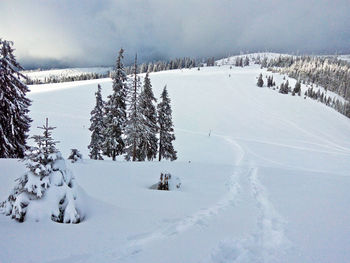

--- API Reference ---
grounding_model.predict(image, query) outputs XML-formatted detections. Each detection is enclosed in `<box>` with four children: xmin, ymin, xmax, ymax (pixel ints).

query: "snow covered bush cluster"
<box><xmin>157</xmin><ymin>172</ymin><xmax>181</xmax><ymax>191</ymax></box>
<box><xmin>0</xmin><ymin>119</ymin><xmax>85</xmax><ymax>224</ymax></box>
<box><xmin>68</xmin><ymin>148</ymin><xmax>83</xmax><ymax>163</ymax></box>
<box><xmin>88</xmin><ymin>49</ymin><xmax>177</xmax><ymax>162</ymax></box>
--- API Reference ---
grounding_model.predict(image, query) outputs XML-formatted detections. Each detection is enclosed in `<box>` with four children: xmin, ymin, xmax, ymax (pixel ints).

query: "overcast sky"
<box><xmin>1</xmin><ymin>0</ymin><xmax>350</xmax><ymax>68</ymax></box>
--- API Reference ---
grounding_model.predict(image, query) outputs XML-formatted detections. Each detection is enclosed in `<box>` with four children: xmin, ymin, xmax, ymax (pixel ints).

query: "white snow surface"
<box><xmin>22</xmin><ymin>67</ymin><xmax>112</xmax><ymax>82</ymax></box>
<box><xmin>338</xmin><ymin>54</ymin><xmax>350</xmax><ymax>63</ymax></box>
<box><xmin>1</xmin><ymin>63</ymin><xmax>350</xmax><ymax>263</ymax></box>
<box><xmin>216</xmin><ymin>52</ymin><xmax>291</xmax><ymax>66</ymax></box>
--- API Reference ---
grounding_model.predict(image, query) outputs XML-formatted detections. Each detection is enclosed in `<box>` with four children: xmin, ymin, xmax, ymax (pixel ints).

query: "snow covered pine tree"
<box><xmin>0</xmin><ymin>39</ymin><xmax>31</xmax><ymax>158</ymax></box>
<box><xmin>68</xmin><ymin>148</ymin><xmax>83</xmax><ymax>163</ymax></box>
<box><xmin>138</xmin><ymin>72</ymin><xmax>158</xmax><ymax>161</ymax></box>
<box><xmin>0</xmin><ymin>119</ymin><xmax>84</xmax><ymax>223</ymax></box>
<box><xmin>88</xmin><ymin>84</ymin><xmax>105</xmax><ymax>160</ymax></box>
<box><xmin>103</xmin><ymin>48</ymin><xmax>128</xmax><ymax>161</ymax></box>
<box><xmin>157</xmin><ymin>86</ymin><xmax>177</xmax><ymax>161</ymax></box>
<box><xmin>125</xmin><ymin>54</ymin><xmax>145</xmax><ymax>161</ymax></box>
<box><xmin>257</xmin><ymin>73</ymin><xmax>264</xmax><ymax>87</ymax></box>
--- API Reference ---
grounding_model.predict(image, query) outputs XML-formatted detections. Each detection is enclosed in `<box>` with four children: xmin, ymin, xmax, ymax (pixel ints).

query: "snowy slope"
<box><xmin>1</xmin><ymin>64</ymin><xmax>350</xmax><ymax>263</ymax></box>
<box><xmin>216</xmin><ymin>52</ymin><xmax>291</xmax><ymax>66</ymax></box>
<box><xmin>338</xmin><ymin>54</ymin><xmax>350</xmax><ymax>63</ymax></box>
<box><xmin>22</xmin><ymin>67</ymin><xmax>112</xmax><ymax>82</ymax></box>
<box><xmin>320</xmin><ymin>54</ymin><xmax>350</xmax><ymax>64</ymax></box>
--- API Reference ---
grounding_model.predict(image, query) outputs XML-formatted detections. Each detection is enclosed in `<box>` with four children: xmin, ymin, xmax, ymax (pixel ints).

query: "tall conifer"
<box><xmin>157</xmin><ymin>86</ymin><xmax>177</xmax><ymax>161</ymax></box>
<box><xmin>88</xmin><ymin>84</ymin><xmax>105</xmax><ymax>160</ymax></box>
<box><xmin>139</xmin><ymin>73</ymin><xmax>158</xmax><ymax>161</ymax></box>
<box><xmin>103</xmin><ymin>49</ymin><xmax>128</xmax><ymax>161</ymax></box>
<box><xmin>0</xmin><ymin>39</ymin><xmax>31</xmax><ymax>158</ymax></box>
<box><xmin>125</xmin><ymin>54</ymin><xmax>144</xmax><ymax>161</ymax></box>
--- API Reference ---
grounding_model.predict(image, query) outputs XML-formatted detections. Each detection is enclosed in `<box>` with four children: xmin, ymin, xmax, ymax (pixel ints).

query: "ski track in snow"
<box><xmin>125</xmin><ymin>168</ymin><xmax>242</xmax><ymax>245</ymax></box>
<box><xmin>123</xmin><ymin>131</ymin><xmax>246</xmax><ymax>243</ymax></box>
<box><xmin>246</xmin><ymin>89</ymin><xmax>350</xmax><ymax>155</ymax></box>
<box><xmin>47</xmin><ymin>132</ymin><xmax>247</xmax><ymax>263</ymax></box>
<box><xmin>209</xmin><ymin>166</ymin><xmax>290</xmax><ymax>263</ymax></box>
<box><xmin>112</xmin><ymin>151</ymin><xmax>246</xmax><ymax>261</ymax></box>
<box><xmin>163</xmin><ymin>129</ymin><xmax>291</xmax><ymax>263</ymax></box>
<box><xmin>202</xmin><ymin>129</ymin><xmax>291</xmax><ymax>263</ymax></box>
<box><xmin>116</xmin><ymin>132</ymin><xmax>291</xmax><ymax>263</ymax></box>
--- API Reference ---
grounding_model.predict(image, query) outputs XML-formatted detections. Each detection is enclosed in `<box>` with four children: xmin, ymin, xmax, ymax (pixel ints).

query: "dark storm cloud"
<box><xmin>1</xmin><ymin>0</ymin><xmax>350</xmax><ymax>68</ymax></box>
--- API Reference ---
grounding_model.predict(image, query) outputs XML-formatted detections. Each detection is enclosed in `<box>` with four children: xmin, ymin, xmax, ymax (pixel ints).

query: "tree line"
<box><xmin>263</xmin><ymin>55</ymin><xmax>350</xmax><ymax>117</ymax></box>
<box><xmin>88</xmin><ymin>49</ymin><xmax>177</xmax><ymax>162</ymax></box>
<box><xmin>25</xmin><ymin>72</ymin><xmax>108</xmax><ymax>85</ymax></box>
<box><xmin>266</xmin><ymin>56</ymin><xmax>350</xmax><ymax>100</ymax></box>
<box><xmin>24</xmin><ymin>56</ymin><xmax>216</xmax><ymax>85</ymax></box>
<box><xmin>257</xmin><ymin>73</ymin><xmax>350</xmax><ymax>116</ymax></box>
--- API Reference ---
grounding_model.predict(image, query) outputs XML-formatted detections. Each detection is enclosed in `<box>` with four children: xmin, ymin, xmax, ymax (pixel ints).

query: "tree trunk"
<box><xmin>132</xmin><ymin>53</ymin><xmax>138</xmax><ymax>162</ymax></box>
<box><xmin>132</xmin><ymin>139</ymin><xmax>136</xmax><ymax>161</ymax></box>
<box><xmin>158</xmin><ymin>133</ymin><xmax>162</xmax><ymax>161</ymax></box>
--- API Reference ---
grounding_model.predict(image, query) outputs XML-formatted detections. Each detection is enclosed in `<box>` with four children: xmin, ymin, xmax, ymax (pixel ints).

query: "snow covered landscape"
<box><xmin>1</xmin><ymin>61</ymin><xmax>350</xmax><ymax>262</ymax></box>
<box><xmin>22</xmin><ymin>67</ymin><xmax>112</xmax><ymax>82</ymax></box>
<box><xmin>1</xmin><ymin>1</ymin><xmax>350</xmax><ymax>262</ymax></box>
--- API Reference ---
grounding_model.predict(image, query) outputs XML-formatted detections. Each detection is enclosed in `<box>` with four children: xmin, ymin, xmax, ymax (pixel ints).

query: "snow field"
<box><xmin>0</xmin><ymin>63</ymin><xmax>350</xmax><ymax>262</ymax></box>
<box><xmin>22</xmin><ymin>67</ymin><xmax>112</xmax><ymax>82</ymax></box>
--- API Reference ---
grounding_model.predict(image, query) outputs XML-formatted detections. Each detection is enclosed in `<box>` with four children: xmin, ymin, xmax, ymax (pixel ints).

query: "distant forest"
<box><xmin>24</xmin><ymin>52</ymin><xmax>350</xmax><ymax>118</ymax></box>
<box><xmin>24</xmin><ymin>57</ymin><xmax>215</xmax><ymax>85</ymax></box>
<box><xmin>264</xmin><ymin>55</ymin><xmax>350</xmax><ymax>118</ymax></box>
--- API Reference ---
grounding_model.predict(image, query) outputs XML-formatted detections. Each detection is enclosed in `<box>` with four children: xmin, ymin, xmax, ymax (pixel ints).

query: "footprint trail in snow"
<box><xmin>209</xmin><ymin>165</ymin><xmax>291</xmax><ymax>263</ymax></box>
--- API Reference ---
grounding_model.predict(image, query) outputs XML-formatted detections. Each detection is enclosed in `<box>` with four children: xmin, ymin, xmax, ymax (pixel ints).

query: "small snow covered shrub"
<box><xmin>157</xmin><ymin>172</ymin><xmax>181</xmax><ymax>191</ymax></box>
<box><xmin>0</xmin><ymin>119</ymin><xmax>85</xmax><ymax>224</ymax></box>
<box><xmin>68</xmin><ymin>149</ymin><xmax>83</xmax><ymax>163</ymax></box>
<box><xmin>157</xmin><ymin>173</ymin><xmax>170</xmax><ymax>190</ymax></box>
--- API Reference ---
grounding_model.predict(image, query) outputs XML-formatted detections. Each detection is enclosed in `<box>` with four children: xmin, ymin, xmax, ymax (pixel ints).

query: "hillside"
<box><xmin>22</xmin><ymin>67</ymin><xmax>112</xmax><ymax>83</ymax></box>
<box><xmin>1</xmin><ymin>63</ymin><xmax>350</xmax><ymax>263</ymax></box>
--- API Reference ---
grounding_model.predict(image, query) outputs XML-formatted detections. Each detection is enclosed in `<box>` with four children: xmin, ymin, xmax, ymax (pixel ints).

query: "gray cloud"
<box><xmin>1</xmin><ymin>0</ymin><xmax>350</xmax><ymax>68</ymax></box>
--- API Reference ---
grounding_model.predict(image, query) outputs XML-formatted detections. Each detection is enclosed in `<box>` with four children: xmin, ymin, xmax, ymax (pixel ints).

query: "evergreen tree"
<box><xmin>0</xmin><ymin>39</ymin><xmax>31</xmax><ymax>158</ymax></box>
<box><xmin>285</xmin><ymin>80</ymin><xmax>290</xmax><ymax>93</ymax></box>
<box><xmin>235</xmin><ymin>57</ymin><xmax>240</xmax><ymax>67</ymax></box>
<box><xmin>125</xmin><ymin>54</ymin><xmax>144</xmax><ymax>161</ymax></box>
<box><xmin>279</xmin><ymin>81</ymin><xmax>289</xmax><ymax>94</ymax></box>
<box><xmin>261</xmin><ymin>57</ymin><xmax>268</xmax><ymax>68</ymax></box>
<box><xmin>68</xmin><ymin>148</ymin><xmax>83</xmax><ymax>163</ymax></box>
<box><xmin>279</xmin><ymin>83</ymin><xmax>285</xmax><ymax>94</ymax></box>
<box><xmin>0</xmin><ymin>119</ymin><xmax>83</xmax><ymax>223</ymax></box>
<box><xmin>244</xmin><ymin>56</ymin><xmax>250</xmax><ymax>66</ymax></box>
<box><xmin>257</xmin><ymin>73</ymin><xmax>264</xmax><ymax>87</ymax></box>
<box><xmin>294</xmin><ymin>80</ymin><xmax>301</xmax><ymax>95</ymax></box>
<box><xmin>138</xmin><ymin>73</ymin><xmax>158</xmax><ymax>161</ymax></box>
<box><xmin>267</xmin><ymin>76</ymin><xmax>274</xmax><ymax>87</ymax></box>
<box><xmin>157</xmin><ymin>86</ymin><xmax>177</xmax><ymax>161</ymax></box>
<box><xmin>88</xmin><ymin>84</ymin><xmax>105</xmax><ymax>160</ymax></box>
<box><xmin>103</xmin><ymin>49</ymin><xmax>128</xmax><ymax>161</ymax></box>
